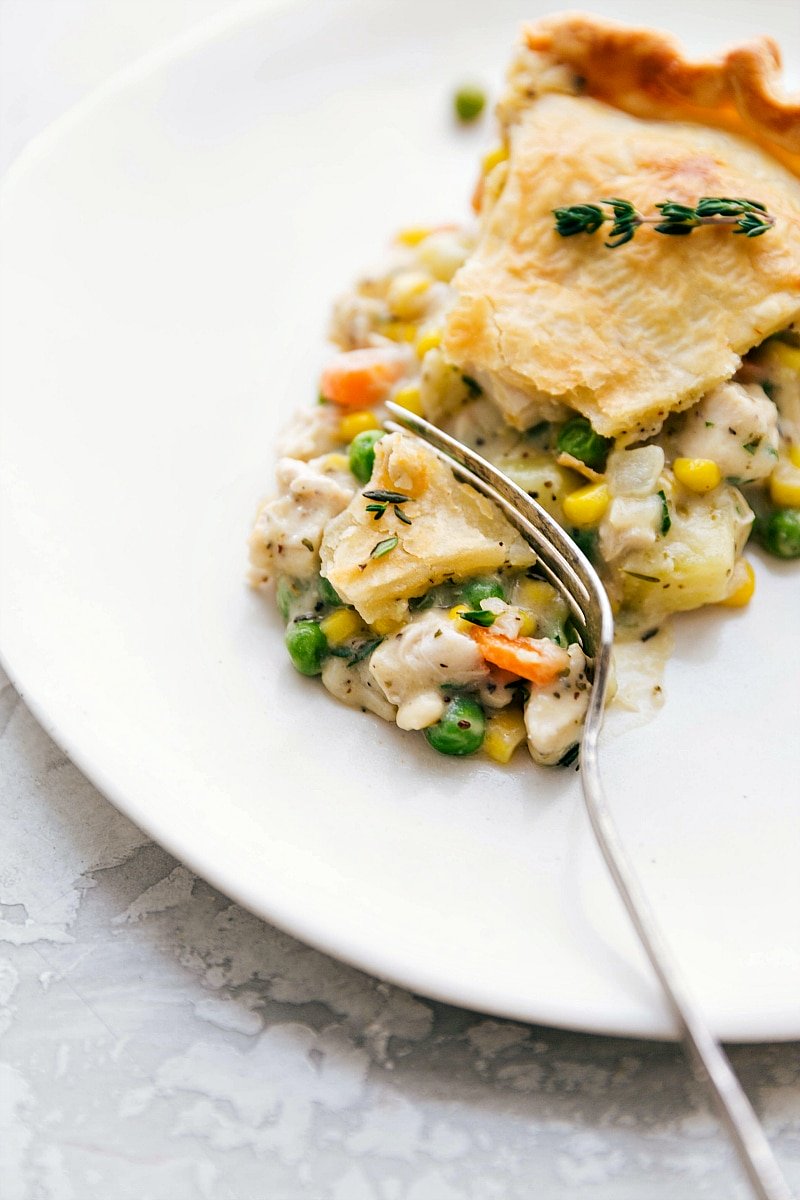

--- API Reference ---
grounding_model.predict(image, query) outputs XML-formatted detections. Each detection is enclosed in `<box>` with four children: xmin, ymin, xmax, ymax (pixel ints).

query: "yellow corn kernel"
<box><xmin>387</xmin><ymin>271</ymin><xmax>431</xmax><ymax>319</ymax></box>
<box><xmin>482</xmin><ymin>145</ymin><xmax>509</xmax><ymax>175</ymax></box>
<box><xmin>321</xmin><ymin>453</ymin><xmax>349</xmax><ymax>472</ymax></box>
<box><xmin>338</xmin><ymin>410</ymin><xmax>380</xmax><ymax>442</ymax></box>
<box><xmin>416</xmin><ymin>328</ymin><xmax>442</xmax><ymax>359</ymax></box>
<box><xmin>515</xmin><ymin>578</ymin><xmax>557</xmax><ymax>611</ymax></box>
<box><xmin>673</xmin><ymin>457</ymin><xmax>722</xmax><ymax>494</ymax></box>
<box><xmin>770</xmin><ymin>460</ymin><xmax>800</xmax><ymax>508</ymax></box>
<box><xmin>562</xmin><ymin>482</ymin><xmax>610</xmax><ymax>527</ymax></box>
<box><xmin>396</xmin><ymin>225</ymin><xmax>432</xmax><ymax>247</ymax></box>
<box><xmin>372</xmin><ymin>615</ymin><xmax>403</xmax><ymax>636</ymax></box>
<box><xmin>772</xmin><ymin>342</ymin><xmax>800</xmax><ymax>373</ymax></box>
<box><xmin>483</xmin><ymin>708</ymin><xmax>527</xmax><ymax>764</ymax></box>
<box><xmin>379</xmin><ymin>320</ymin><xmax>418</xmax><ymax>343</ymax></box>
<box><xmin>448</xmin><ymin>603</ymin><xmax>469</xmax><ymax>623</ymax></box>
<box><xmin>517</xmin><ymin>610</ymin><xmax>537</xmax><ymax>637</ymax></box>
<box><xmin>392</xmin><ymin>385</ymin><xmax>424</xmax><ymax>417</ymax></box>
<box><xmin>320</xmin><ymin>608</ymin><xmax>362</xmax><ymax>645</ymax></box>
<box><xmin>790</xmin><ymin>444</ymin><xmax>800</xmax><ymax>469</ymax></box>
<box><xmin>719</xmin><ymin>560</ymin><xmax>755</xmax><ymax>608</ymax></box>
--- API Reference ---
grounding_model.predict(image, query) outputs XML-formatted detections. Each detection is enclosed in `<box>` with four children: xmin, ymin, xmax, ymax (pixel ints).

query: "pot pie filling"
<box><xmin>249</xmin><ymin>16</ymin><xmax>800</xmax><ymax>765</ymax></box>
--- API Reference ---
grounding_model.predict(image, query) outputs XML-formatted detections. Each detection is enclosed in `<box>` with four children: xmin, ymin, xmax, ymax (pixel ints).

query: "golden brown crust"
<box><xmin>443</xmin><ymin>19</ymin><xmax>800</xmax><ymax>440</ymax></box>
<box><xmin>524</xmin><ymin>13</ymin><xmax>800</xmax><ymax>175</ymax></box>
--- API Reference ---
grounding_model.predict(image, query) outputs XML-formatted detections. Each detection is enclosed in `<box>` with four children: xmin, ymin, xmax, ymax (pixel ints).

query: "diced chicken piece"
<box><xmin>672</xmin><ymin>381</ymin><xmax>779</xmax><ymax>482</ymax></box>
<box><xmin>600</xmin><ymin>495</ymin><xmax>663</xmax><ymax>563</ymax></box>
<box><xmin>320</xmin><ymin>433</ymin><xmax>535</xmax><ymax>626</ymax></box>
<box><xmin>369</xmin><ymin>611</ymin><xmax>488</xmax><ymax>730</ymax></box>
<box><xmin>329</xmin><ymin>291</ymin><xmax>388</xmax><ymax>349</ymax></box>
<box><xmin>525</xmin><ymin>644</ymin><xmax>589</xmax><ymax>766</ymax></box>
<box><xmin>276</xmin><ymin>405</ymin><xmax>342</xmax><ymax>461</ymax></box>
<box><xmin>321</xmin><ymin>656</ymin><xmax>397</xmax><ymax>722</ymax></box>
<box><xmin>249</xmin><ymin>456</ymin><xmax>356</xmax><ymax>584</ymax></box>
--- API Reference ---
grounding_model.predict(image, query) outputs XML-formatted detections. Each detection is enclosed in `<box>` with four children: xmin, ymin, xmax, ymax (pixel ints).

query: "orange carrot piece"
<box><xmin>471</xmin><ymin>628</ymin><xmax>570</xmax><ymax>686</ymax></box>
<box><xmin>320</xmin><ymin>348</ymin><xmax>405</xmax><ymax>409</ymax></box>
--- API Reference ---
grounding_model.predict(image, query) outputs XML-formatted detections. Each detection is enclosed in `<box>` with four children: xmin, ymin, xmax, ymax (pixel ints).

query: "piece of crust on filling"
<box><xmin>442</xmin><ymin>15</ymin><xmax>800</xmax><ymax>441</ymax></box>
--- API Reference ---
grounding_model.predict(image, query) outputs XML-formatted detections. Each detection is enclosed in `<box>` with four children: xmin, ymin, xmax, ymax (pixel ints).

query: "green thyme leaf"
<box><xmin>553</xmin><ymin>203</ymin><xmax>605</xmax><ymax>237</ymax></box>
<box><xmin>347</xmin><ymin>638</ymin><xmax>384</xmax><ymax>666</ymax></box>
<box><xmin>657</xmin><ymin>489</ymin><xmax>671</xmax><ymax>536</ymax></box>
<box><xmin>363</xmin><ymin>489</ymin><xmax>410</xmax><ymax>504</ymax></box>
<box><xmin>394</xmin><ymin>505</ymin><xmax>412</xmax><ymax>525</ymax></box>
<box><xmin>623</xmin><ymin>570</ymin><xmax>661</xmax><ymax>583</ymax></box>
<box><xmin>459</xmin><ymin>609</ymin><xmax>496</xmax><ymax>628</ymax></box>
<box><xmin>558</xmin><ymin>743</ymin><xmax>580</xmax><ymax>768</ymax></box>
<box><xmin>370</xmin><ymin>535</ymin><xmax>399</xmax><ymax>559</ymax></box>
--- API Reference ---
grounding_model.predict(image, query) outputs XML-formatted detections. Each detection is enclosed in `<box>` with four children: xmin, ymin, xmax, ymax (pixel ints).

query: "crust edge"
<box><xmin>522</xmin><ymin>12</ymin><xmax>800</xmax><ymax>172</ymax></box>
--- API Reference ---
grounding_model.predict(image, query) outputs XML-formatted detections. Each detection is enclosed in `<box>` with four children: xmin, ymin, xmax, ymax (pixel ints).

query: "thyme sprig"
<box><xmin>553</xmin><ymin>197</ymin><xmax>774</xmax><ymax>248</ymax></box>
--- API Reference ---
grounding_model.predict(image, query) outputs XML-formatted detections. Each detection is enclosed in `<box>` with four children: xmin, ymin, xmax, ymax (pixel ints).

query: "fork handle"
<box><xmin>581</xmin><ymin>729</ymin><xmax>794</xmax><ymax>1200</ymax></box>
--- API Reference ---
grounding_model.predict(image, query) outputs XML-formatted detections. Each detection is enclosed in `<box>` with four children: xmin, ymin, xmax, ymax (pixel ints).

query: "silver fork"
<box><xmin>385</xmin><ymin>400</ymin><xmax>794</xmax><ymax>1200</ymax></box>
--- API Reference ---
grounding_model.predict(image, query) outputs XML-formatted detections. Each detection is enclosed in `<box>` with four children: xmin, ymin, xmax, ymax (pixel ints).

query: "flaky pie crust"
<box><xmin>443</xmin><ymin>13</ymin><xmax>800</xmax><ymax>439</ymax></box>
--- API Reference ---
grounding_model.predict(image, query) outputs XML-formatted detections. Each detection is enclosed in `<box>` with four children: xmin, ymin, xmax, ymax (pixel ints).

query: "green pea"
<box><xmin>285</xmin><ymin>619</ymin><xmax>328</xmax><ymax>676</ymax></box>
<box><xmin>425</xmin><ymin>696</ymin><xmax>485</xmax><ymax>756</ymax></box>
<box><xmin>318</xmin><ymin>575</ymin><xmax>341</xmax><ymax>607</ymax></box>
<box><xmin>557</xmin><ymin>417</ymin><xmax>612</xmax><ymax>471</ymax></box>
<box><xmin>761</xmin><ymin>508</ymin><xmax>800</xmax><ymax>559</ymax></box>
<box><xmin>454</xmin><ymin>85</ymin><xmax>486</xmax><ymax>123</ymax></box>
<box><xmin>348</xmin><ymin>430</ymin><xmax>385</xmax><ymax>484</ymax></box>
<box><xmin>276</xmin><ymin>576</ymin><xmax>300</xmax><ymax>621</ymax></box>
<box><xmin>461</xmin><ymin>577</ymin><xmax>505</xmax><ymax>608</ymax></box>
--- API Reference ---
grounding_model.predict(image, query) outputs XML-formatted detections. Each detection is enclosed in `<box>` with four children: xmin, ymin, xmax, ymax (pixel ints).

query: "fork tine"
<box><xmin>441</xmin><ymin>453</ymin><xmax>592</xmax><ymax>632</ymax></box>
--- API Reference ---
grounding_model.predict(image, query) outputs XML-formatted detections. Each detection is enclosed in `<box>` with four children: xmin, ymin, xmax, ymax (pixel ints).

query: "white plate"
<box><xmin>2</xmin><ymin>0</ymin><xmax>799</xmax><ymax>1041</ymax></box>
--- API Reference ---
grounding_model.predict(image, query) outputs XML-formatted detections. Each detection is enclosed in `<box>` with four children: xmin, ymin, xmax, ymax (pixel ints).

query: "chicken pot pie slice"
<box><xmin>249</xmin><ymin>17</ymin><xmax>800</xmax><ymax>765</ymax></box>
<box><xmin>443</xmin><ymin>15</ymin><xmax>800</xmax><ymax>440</ymax></box>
